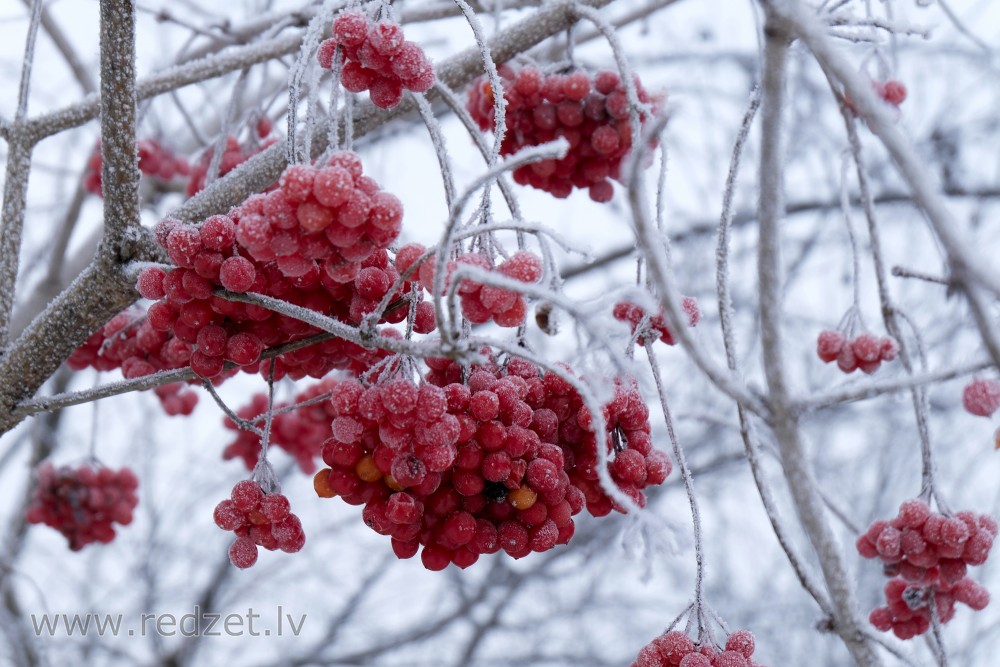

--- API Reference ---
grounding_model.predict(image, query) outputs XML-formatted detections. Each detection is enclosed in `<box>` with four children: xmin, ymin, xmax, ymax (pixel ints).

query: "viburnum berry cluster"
<box><xmin>396</xmin><ymin>245</ymin><xmax>543</xmax><ymax>327</ymax></box>
<box><xmin>613</xmin><ymin>297</ymin><xmax>701</xmax><ymax>346</ymax></box>
<box><xmin>26</xmin><ymin>463</ymin><xmax>139</xmax><ymax>551</ymax></box>
<box><xmin>632</xmin><ymin>629</ymin><xmax>766</xmax><ymax>667</ymax></box>
<box><xmin>962</xmin><ymin>377</ymin><xmax>1000</xmax><ymax>418</ymax></box>
<box><xmin>312</xmin><ymin>351</ymin><xmax>669</xmax><ymax>569</ymax></box>
<box><xmin>317</xmin><ymin>10</ymin><xmax>434</xmax><ymax>109</ymax></box>
<box><xmin>84</xmin><ymin>138</ymin><xmax>191</xmax><ymax>197</ymax></box>
<box><xmin>467</xmin><ymin>65</ymin><xmax>659</xmax><ymax>202</ymax></box>
<box><xmin>857</xmin><ymin>498</ymin><xmax>996</xmax><ymax>638</ymax></box>
<box><xmin>816</xmin><ymin>329</ymin><xmax>898</xmax><ymax>374</ymax></box>
<box><xmin>213</xmin><ymin>480</ymin><xmax>305</xmax><ymax>568</ymax></box>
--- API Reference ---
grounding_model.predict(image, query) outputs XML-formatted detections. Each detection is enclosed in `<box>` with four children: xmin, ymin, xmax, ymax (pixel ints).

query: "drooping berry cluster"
<box><xmin>314</xmin><ymin>368</ymin><xmax>582</xmax><ymax>570</ymax></box>
<box><xmin>84</xmin><ymin>138</ymin><xmax>191</xmax><ymax>197</ymax></box>
<box><xmin>632</xmin><ymin>629</ymin><xmax>766</xmax><ymax>667</ymax></box>
<box><xmin>962</xmin><ymin>377</ymin><xmax>1000</xmax><ymax>418</ymax></box>
<box><xmin>397</xmin><ymin>245</ymin><xmax>543</xmax><ymax>327</ymax></box>
<box><xmin>816</xmin><ymin>329</ymin><xmax>898</xmax><ymax>374</ymax></box>
<box><xmin>312</xmin><ymin>351</ymin><xmax>668</xmax><ymax>569</ymax></box>
<box><xmin>223</xmin><ymin>378</ymin><xmax>342</xmax><ymax>474</ymax></box>
<box><xmin>613</xmin><ymin>297</ymin><xmax>701</xmax><ymax>346</ymax></box>
<box><xmin>857</xmin><ymin>499</ymin><xmax>996</xmax><ymax>639</ymax></box>
<box><xmin>213</xmin><ymin>480</ymin><xmax>305</xmax><ymax>568</ymax></box>
<box><xmin>317</xmin><ymin>10</ymin><xmax>434</xmax><ymax>109</ymax></box>
<box><xmin>26</xmin><ymin>463</ymin><xmax>139</xmax><ymax>551</ymax></box>
<box><xmin>467</xmin><ymin>65</ymin><xmax>659</xmax><ymax>202</ymax></box>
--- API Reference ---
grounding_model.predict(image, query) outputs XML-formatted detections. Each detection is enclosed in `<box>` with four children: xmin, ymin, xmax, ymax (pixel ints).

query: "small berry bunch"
<box><xmin>397</xmin><ymin>245</ymin><xmax>543</xmax><ymax>327</ymax></box>
<box><xmin>962</xmin><ymin>377</ymin><xmax>1000</xmax><ymax>418</ymax></box>
<box><xmin>186</xmin><ymin>125</ymin><xmax>277</xmax><ymax>196</ymax></box>
<box><xmin>632</xmin><ymin>629</ymin><xmax>766</xmax><ymax>667</ymax></box>
<box><xmin>613</xmin><ymin>297</ymin><xmax>701</xmax><ymax>346</ymax></box>
<box><xmin>467</xmin><ymin>65</ymin><xmax>659</xmax><ymax>202</ymax></box>
<box><xmin>84</xmin><ymin>138</ymin><xmax>190</xmax><ymax>197</ymax></box>
<box><xmin>26</xmin><ymin>463</ymin><xmax>139</xmax><ymax>551</ymax></box>
<box><xmin>318</xmin><ymin>10</ymin><xmax>434</xmax><ymax>109</ymax></box>
<box><xmin>213</xmin><ymin>480</ymin><xmax>305</xmax><ymax>568</ymax></box>
<box><xmin>816</xmin><ymin>329</ymin><xmax>898</xmax><ymax>374</ymax></box>
<box><xmin>857</xmin><ymin>499</ymin><xmax>996</xmax><ymax>639</ymax></box>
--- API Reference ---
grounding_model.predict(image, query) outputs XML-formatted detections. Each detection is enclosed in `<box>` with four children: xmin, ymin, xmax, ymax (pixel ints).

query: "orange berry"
<box><xmin>508</xmin><ymin>486</ymin><xmax>537</xmax><ymax>510</ymax></box>
<box><xmin>355</xmin><ymin>455</ymin><xmax>383</xmax><ymax>483</ymax></box>
<box><xmin>313</xmin><ymin>469</ymin><xmax>335</xmax><ymax>498</ymax></box>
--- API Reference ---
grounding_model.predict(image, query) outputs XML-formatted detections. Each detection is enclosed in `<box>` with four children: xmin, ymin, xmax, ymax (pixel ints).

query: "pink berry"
<box><xmin>229</xmin><ymin>537</ymin><xmax>259</xmax><ymax>568</ymax></box>
<box><xmin>816</xmin><ymin>329</ymin><xmax>844</xmax><ymax>362</ymax></box>
<box><xmin>962</xmin><ymin>378</ymin><xmax>1000</xmax><ymax>417</ymax></box>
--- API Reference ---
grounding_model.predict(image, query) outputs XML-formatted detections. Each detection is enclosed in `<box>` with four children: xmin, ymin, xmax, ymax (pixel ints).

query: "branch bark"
<box><xmin>755</xmin><ymin>10</ymin><xmax>882</xmax><ymax>665</ymax></box>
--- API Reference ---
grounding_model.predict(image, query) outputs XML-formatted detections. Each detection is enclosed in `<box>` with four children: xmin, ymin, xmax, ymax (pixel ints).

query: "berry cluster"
<box><xmin>313</xmin><ymin>351</ymin><xmax>667</xmax><ymax>569</ymax></box>
<box><xmin>84</xmin><ymin>138</ymin><xmax>191</xmax><ymax>197</ymax></box>
<box><xmin>135</xmin><ymin>153</ymin><xmax>402</xmax><ymax>378</ymax></box>
<box><xmin>962</xmin><ymin>377</ymin><xmax>1000</xmax><ymax>418</ymax></box>
<box><xmin>186</xmin><ymin>127</ymin><xmax>277</xmax><ymax>197</ymax></box>
<box><xmin>467</xmin><ymin>65</ymin><xmax>658</xmax><ymax>202</ymax></box>
<box><xmin>26</xmin><ymin>463</ymin><xmax>139</xmax><ymax>551</ymax></box>
<box><xmin>632</xmin><ymin>629</ymin><xmax>766</xmax><ymax>667</ymax></box>
<box><xmin>857</xmin><ymin>499</ymin><xmax>996</xmax><ymax>639</ymax></box>
<box><xmin>213</xmin><ymin>480</ymin><xmax>305</xmax><ymax>568</ymax></box>
<box><xmin>613</xmin><ymin>297</ymin><xmax>701</xmax><ymax>346</ymax></box>
<box><xmin>223</xmin><ymin>378</ymin><xmax>341</xmax><ymax>474</ymax></box>
<box><xmin>318</xmin><ymin>10</ymin><xmax>434</xmax><ymax>109</ymax></box>
<box><xmin>397</xmin><ymin>245</ymin><xmax>543</xmax><ymax>328</ymax></box>
<box><xmin>314</xmin><ymin>369</ymin><xmax>582</xmax><ymax>570</ymax></box>
<box><xmin>816</xmin><ymin>329</ymin><xmax>898</xmax><ymax>374</ymax></box>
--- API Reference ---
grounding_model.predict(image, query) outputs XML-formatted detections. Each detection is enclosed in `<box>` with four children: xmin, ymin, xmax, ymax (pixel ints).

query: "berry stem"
<box><xmin>928</xmin><ymin>597</ymin><xmax>951</xmax><ymax>667</ymax></box>
<box><xmin>644</xmin><ymin>343</ymin><xmax>709</xmax><ymax>642</ymax></box>
<box><xmin>836</xmin><ymin>76</ymin><xmax>941</xmax><ymax>508</ymax></box>
<box><xmin>753</xmin><ymin>19</ymin><xmax>882</xmax><ymax>665</ymax></box>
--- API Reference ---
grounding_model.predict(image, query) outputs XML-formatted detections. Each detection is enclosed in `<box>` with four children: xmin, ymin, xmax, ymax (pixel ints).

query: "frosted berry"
<box><xmin>963</xmin><ymin>378</ymin><xmax>1000</xmax><ymax>417</ymax></box>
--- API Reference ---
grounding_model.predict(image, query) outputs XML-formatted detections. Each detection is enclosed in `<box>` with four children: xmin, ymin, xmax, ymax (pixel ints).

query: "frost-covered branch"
<box><xmin>754</xmin><ymin>10</ymin><xmax>882</xmax><ymax>665</ymax></box>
